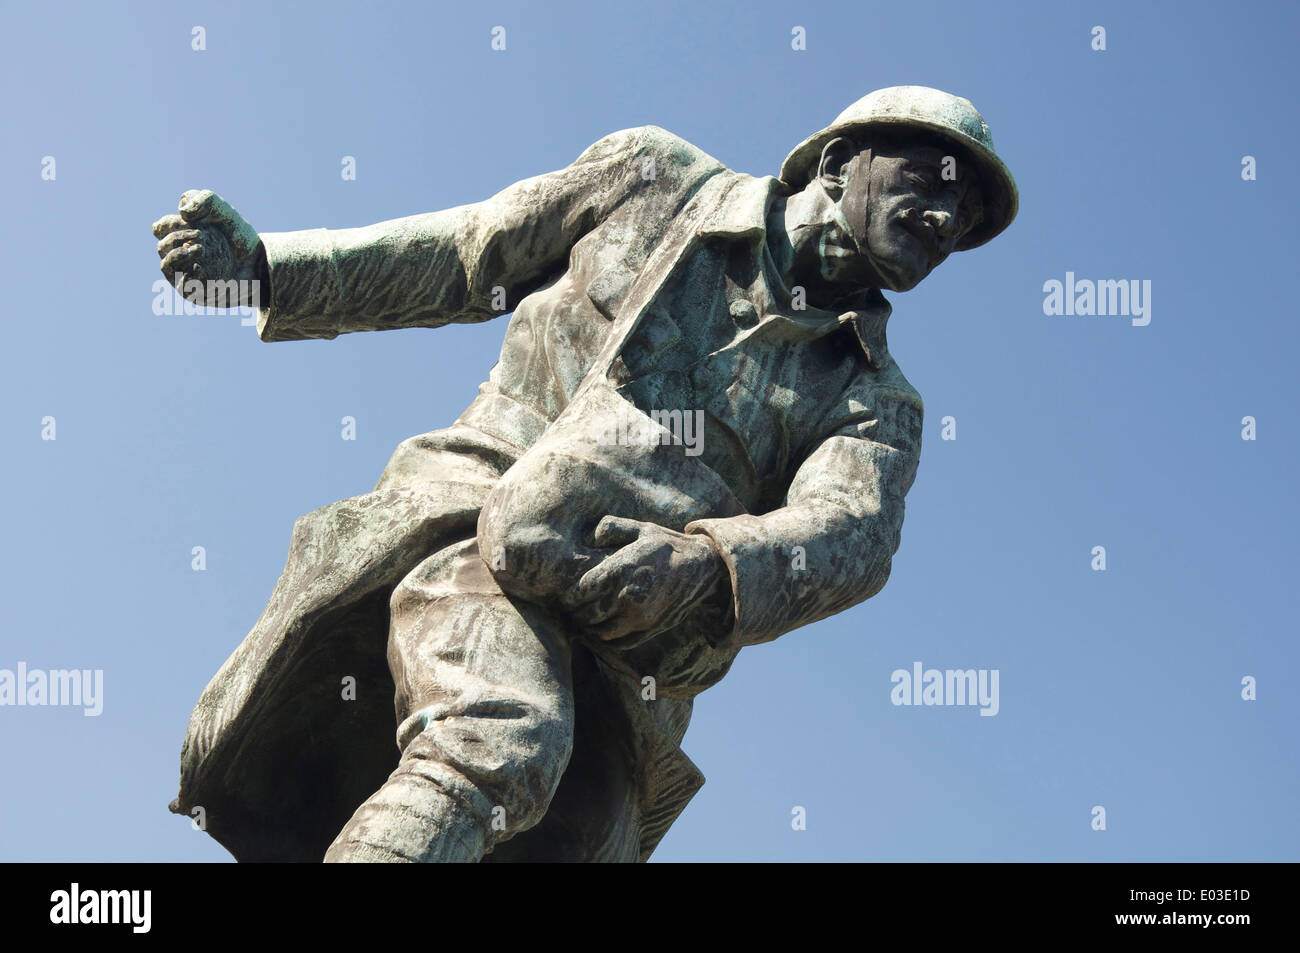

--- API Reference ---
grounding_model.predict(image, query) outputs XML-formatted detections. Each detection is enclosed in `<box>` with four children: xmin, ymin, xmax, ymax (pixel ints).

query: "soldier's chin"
<box><xmin>876</xmin><ymin>254</ymin><xmax>928</xmax><ymax>292</ymax></box>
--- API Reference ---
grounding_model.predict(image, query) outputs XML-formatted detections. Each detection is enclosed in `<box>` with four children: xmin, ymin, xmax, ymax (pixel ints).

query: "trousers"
<box><xmin>325</xmin><ymin>534</ymin><xmax>670</xmax><ymax>861</ymax></box>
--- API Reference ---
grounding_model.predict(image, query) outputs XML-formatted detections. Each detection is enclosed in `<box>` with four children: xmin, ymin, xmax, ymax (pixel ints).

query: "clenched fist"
<box><xmin>152</xmin><ymin>190</ymin><xmax>265</xmax><ymax>308</ymax></box>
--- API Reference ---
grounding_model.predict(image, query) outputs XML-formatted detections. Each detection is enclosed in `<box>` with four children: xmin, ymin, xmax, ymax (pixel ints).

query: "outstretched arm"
<box><xmin>151</xmin><ymin>126</ymin><xmax>698</xmax><ymax>342</ymax></box>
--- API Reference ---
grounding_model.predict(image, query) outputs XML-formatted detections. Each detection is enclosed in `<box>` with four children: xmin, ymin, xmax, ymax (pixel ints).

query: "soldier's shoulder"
<box><xmin>576</xmin><ymin>125</ymin><xmax>729</xmax><ymax>175</ymax></box>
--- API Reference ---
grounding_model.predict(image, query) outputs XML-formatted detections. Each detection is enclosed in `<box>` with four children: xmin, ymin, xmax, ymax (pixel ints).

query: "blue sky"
<box><xmin>1</xmin><ymin>0</ymin><xmax>1296</xmax><ymax>861</ymax></box>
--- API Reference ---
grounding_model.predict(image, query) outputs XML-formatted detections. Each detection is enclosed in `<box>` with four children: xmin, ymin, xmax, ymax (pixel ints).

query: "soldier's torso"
<box><xmin>613</xmin><ymin>235</ymin><xmax>894</xmax><ymax>514</ymax></box>
<box><xmin>461</xmin><ymin>202</ymin><xmax>905</xmax><ymax>514</ymax></box>
<box><xmin>454</xmin><ymin>160</ymin><xmax>921</xmax><ymax>538</ymax></box>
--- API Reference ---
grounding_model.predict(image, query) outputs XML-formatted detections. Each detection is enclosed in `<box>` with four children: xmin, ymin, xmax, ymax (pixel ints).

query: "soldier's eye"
<box><xmin>906</xmin><ymin>171</ymin><xmax>938</xmax><ymax>193</ymax></box>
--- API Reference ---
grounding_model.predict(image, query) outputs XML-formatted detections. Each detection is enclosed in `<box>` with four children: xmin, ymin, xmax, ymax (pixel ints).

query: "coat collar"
<box><xmin>698</xmin><ymin>173</ymin><xmax>894</xmax><ymax>369</ymax></box>
<box><xmin>696</xmin><ymin>173</ymin><xmax>777</xmax><ymax>241</ymax></box>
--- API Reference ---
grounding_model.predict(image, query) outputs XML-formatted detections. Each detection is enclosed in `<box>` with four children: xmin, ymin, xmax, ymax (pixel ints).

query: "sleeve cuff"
<box><xmin>255</xmin><ymin>229</ymin><xmax>341</xmax><ymax>342</ymax></box>
<box><xmin>684</xmin><ymin>515</ymin><xmax>763</xmax><ymax>651</ymax></box>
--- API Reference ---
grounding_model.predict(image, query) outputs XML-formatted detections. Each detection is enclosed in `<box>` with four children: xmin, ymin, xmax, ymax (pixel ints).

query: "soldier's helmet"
<box><xmin>780</xmin><ymin>85</ymin><xmax>1019</xmax><ymax>251</ymax></box>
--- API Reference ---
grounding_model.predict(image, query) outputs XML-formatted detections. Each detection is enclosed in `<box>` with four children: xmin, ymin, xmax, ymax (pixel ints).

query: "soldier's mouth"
<box><xmin>819</xmin><ymin>223</ymin><xmax>866</xmax><ymax>268</ymax></box>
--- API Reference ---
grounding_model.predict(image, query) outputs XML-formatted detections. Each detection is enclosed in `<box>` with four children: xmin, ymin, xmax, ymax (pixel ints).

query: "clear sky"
<box><xmin>1</xmin><ymin>0</ymin><xmax>1296</xmax><ymax>861</ymax></box>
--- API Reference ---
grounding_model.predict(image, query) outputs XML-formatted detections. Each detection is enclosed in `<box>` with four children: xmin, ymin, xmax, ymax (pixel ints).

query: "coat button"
<box><xmin>729</xmin><ymin>298</ymin><xmax>758</xmax><ymax>328</ymax></box>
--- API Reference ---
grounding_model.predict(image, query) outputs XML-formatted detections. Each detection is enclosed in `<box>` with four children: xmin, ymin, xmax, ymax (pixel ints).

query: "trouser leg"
<box><xmin>324</xmin><ymin>540</ymin><xmax>574</xmax><ymax>863</ymax></box>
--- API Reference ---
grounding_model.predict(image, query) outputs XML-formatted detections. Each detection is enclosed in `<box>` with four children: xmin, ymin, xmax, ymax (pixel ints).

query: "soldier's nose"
<box><xmin>923</xmin><ymin>208</ymin><xmax>955</xmax><ymax>240</ymax></box>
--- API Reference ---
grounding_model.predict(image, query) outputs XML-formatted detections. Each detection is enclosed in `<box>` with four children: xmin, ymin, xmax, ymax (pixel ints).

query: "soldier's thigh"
<box><xmin>389</xmin><ymin>540</ymin><xmax>576</xmax><ymax>807</ymax></box>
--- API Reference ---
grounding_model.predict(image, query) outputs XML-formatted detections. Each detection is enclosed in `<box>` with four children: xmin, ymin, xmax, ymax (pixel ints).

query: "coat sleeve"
<box><xmin>253</xmin><ymin>126</ymin><xmax>691</xmax><ymax>341</ymax></box>
<box><xmin>683</xmin><ymin>382</ymin><xmax>924</xmax><ymax>650</ymax></box>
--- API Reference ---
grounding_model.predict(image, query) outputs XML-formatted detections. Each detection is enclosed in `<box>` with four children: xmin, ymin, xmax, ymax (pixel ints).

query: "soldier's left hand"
<box><xmin>568</xmin><ymin>516</ymin><xmax>726</xmax><ymax>641</ymax></box>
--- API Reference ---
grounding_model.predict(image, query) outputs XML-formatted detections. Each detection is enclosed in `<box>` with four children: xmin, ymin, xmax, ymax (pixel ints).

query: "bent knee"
<box><xmin>400</xmin><ymin>702</ymin><xmax>574</xmax><ymax>827</ymax></box>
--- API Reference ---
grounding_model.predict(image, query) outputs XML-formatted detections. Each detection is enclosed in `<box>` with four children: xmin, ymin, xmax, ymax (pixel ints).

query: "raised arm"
<box><xmin>152</xmin><ymin>126</ymin><xmax>699</xmax><ymax>342</ymax></box>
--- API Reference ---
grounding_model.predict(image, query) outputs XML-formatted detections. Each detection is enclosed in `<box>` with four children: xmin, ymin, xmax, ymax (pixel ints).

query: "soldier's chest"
<box><xmin>616</xmin><ymin>242</ymin><xmax>864</xmax><ymax>510</ymax></box>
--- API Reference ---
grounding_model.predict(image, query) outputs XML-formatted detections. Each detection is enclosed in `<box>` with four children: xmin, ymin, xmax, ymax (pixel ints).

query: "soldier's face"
<box><xmin>827</xmin><ymin>140</ymin><xmax>982</xmax><ymax>292</ymax></box>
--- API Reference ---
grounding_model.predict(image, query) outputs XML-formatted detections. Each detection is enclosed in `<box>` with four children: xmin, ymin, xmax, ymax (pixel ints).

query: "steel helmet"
<box><xmin>779</xmin><ymin>85</ymin><xmax>1019</xmax><ymax>250</ymax></box>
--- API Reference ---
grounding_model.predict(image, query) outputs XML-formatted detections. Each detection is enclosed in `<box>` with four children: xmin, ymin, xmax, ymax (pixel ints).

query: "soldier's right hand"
<box><xmin>152</xmin><ymin>190</ymin><xmax>264</xmax><ymax>307</ymax></box>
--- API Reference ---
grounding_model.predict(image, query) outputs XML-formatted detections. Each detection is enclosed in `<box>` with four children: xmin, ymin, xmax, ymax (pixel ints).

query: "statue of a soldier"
<box><xmin>155</xmin><ymin>86</ymin><xmax>1018</xmax><ymax>862</ymax></box>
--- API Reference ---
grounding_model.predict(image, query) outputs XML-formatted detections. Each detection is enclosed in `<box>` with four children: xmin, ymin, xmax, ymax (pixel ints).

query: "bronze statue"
<box><xmin>154</xmin><ymin>86</ymin><xmax>1018</xmax><ymax>862</ymax></box>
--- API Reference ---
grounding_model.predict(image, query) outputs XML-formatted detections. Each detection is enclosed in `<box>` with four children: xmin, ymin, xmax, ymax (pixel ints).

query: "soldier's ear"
<box><xmin>816</xmin><ymin>136</ymin><xmax>859</xmax><ymax>199</ymax></box>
